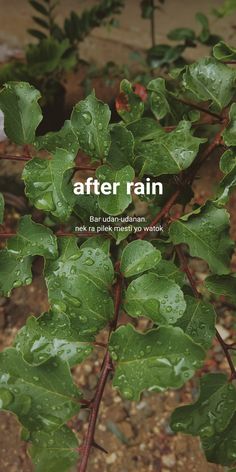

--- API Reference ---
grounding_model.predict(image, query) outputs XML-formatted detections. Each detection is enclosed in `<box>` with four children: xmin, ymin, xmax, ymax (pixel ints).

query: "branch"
<box><xmin>170</xmin><ymin>95</ymin><xmax>222</xmax><ymax>120</ymax></box>
<box><xmin>0</xmin><ymin>231</ymin><xmax>111</xmax><ymax>239</ymax></box>
<box><xmin>78</xmin><ymin>263</ymin><xmax>123</xmax><ymax>472</ymax></box>
<box><xmin>175</xmin><ymin>244</ymin><xmax>236</xmax><ymax>380</ymax></box>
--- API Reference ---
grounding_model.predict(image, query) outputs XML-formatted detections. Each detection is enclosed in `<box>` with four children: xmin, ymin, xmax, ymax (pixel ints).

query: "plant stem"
<box><xmin>150</xmin><ymin>0</ymin><xmax>156</xmax><ymax>48</ymax></box>
<box><xmin>0</xmin><ymin>154</ymin><xmax>30</xmax><ymax>162</ymax></box>
<box><xmin>137</xmin><ymin>189</ymin><xmax>180</xmax><ymax>239</ymax></box>
<box><xmin>175</xmin><ymin>244</ymin><xmax>236</xmax><ymax>380</ymax></box>
<box><xmin>78</xmin><ymin>264</ymin><xmax>123</xmax><ymax>471</ymax></box>
<box><xmin>170</xmin><ymin>95</ymin><xmax>222</xmax><ymax>120</ymax></box>
<box><xmin>0</xmin><ymin>231</ymin><xmax>111</xmax><ymax>239</ymax></box>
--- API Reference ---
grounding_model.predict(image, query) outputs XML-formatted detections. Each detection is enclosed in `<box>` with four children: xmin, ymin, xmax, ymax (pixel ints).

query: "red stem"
<box><xmin>175</xmin><ymin>244</ymin><xmax>236</xmax><ymax>380</ymax></box>
<box><xmin>78</xmin><ymin>265</ymin><xmax>123</xmax><ymax>471</ymax></box>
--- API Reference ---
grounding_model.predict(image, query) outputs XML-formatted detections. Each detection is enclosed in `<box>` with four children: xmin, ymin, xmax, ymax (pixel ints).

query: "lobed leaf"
<box><xmin>45</xmin><ymin>237</ymin><xmax>114</xmax><ymax>337</ymax></box>
<box><xmin>0</xmin><ymin>82</ymin><xmax>42</xmax><ymax>144</ymax></box>
<box><xmin>171</xmin><ymin>373</ymin><xmax>236</xmax><ymax>466</ymax></box>
<box><xmin>133</xmin><ymin>121</ymin><xmax>205</xmax><ymax>176</ymax></box>
<box><xmin>124</xmin><ymin>273</ymin><xmax>186</xmax><ymax>324</ymax></box>
<box><xmin>109</xmin><ymin>324</ymin><xmax>205</xmax><ymax>400</ymax></box>
<box><xmin>182</xmin><ymin>57</ymin><xmax>236</xmax><ymax>110</ymax></box>
<box><xmin>23</xmin><ymin>148</ymin><xmax>76</xmax><ymax>221</ymax></box>
<box><xmin>106</xmin><ymin>124</ymin><xmax>134</xmax><ymax>169</ymax></box>
<box><xmin>169</xmin><ymin>202</ymin><xmax>234</xmax><ymax>275</ymax></box>
<box><xmin>71</xmin><ymin>92</ymin><xmax>111</xmax><ymax>161</ymax></box>
<box><xmin>35</xmin><ymin>120</ymin><xmax>80</xmax><ymax>154</ymax></box>
<box><xmin>96</xmin><ymin>165</ymin><xmax>135</xmax><ymax>215</ymax></box>
<box><xmin>174</xmin><ymin>295</ymin><xmax>216</xmax><ymax>349</ymax></box>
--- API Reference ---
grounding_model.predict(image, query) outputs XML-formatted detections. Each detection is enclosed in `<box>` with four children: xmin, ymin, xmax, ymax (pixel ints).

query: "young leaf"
<box><xmin>15</xmin><ymin>312</ymin><xmax>93</xmax><ymax>367</ymax></box>
<box><xmin>213</xmin><ymin>41</ymin><xmax>236</xmax><ymax>61</ymax></box>
<box><xmin>169</xmin><ymin>202</ymin><xmax>234</xmax><ymax>275</ymax></box>
<box><xmin>71</xmin><ymin>93</ymin><xmax>111</xmax><ymax>161</ymax></box>
<box><xmin>120</xmin><ymin>240</ymin><xmax>161</xmax><ymax>278</ymax></box>
<box><xmin>116</xmin><ymin>79</ymin><xmax>145</xmax><ymax>123</ymax></box>
<box><xmin>124</xmin><ymin>273</ymin><xmax>186</xmax><ymax>324</ymax></box>
<box><xmin>182</xmin><ymin>58</ymin><xmax>236</xmax><ymax>110</ymax></box>
<box><xmin>0</xmin><ymin>348</ymin><xmax>81</xmax><ymax>434</ymax></box>
<box><xmin>134</xmin><ymin>121</ymin><xmax>205</xmax><ymax>176</ymax></box>
<box><xmin>106</xmin><ymin>124</ymin><xmax>134</xmax><ymax>169</ymax></box>
<box><xmin>45</xmin><ymin>238</ymin><xmax>114</xmax><ymax>337</ymax></box>
<box><xmin>22</xmin><ymin>148</ymin><xmax>76</xmax><ymax>221</ymax></box>
<box><xmin>222</xmin><ymin>103</ymin><xmax>236</xmax><ymax>146</ymax></box>
<box><xmin>147</xmin><ymin>78</ymin><xmax>170</xmax><ymax>120</ymax></box>
<box><xmin>109</xmin><ymin>324</ymin><xmax>205</xmax><ymax>400</ymax></box>
<box><xmin>29</xmin><ymin>426</ymin><xmax>79</xmax><ymax>472</ymax></box>
<box><xmin>174</xmin><ymin>295</ymin><xmax>216</xmax><ymax>349</ymax></box>
<box><xmin>96</xmin><ymin>165</ymin><xmax>135</xmax><ymax>215</ymax></box>
<box><xmin>0</xmin><ymin>82</ymin><xmax>42</xmax><ymax>144</ymax></box>
<box><xmin>205</xmin><ymin>274</ymin><xmax>236</xmax><ymax>304</ymax></box>
<box><xmin>171</xmin><ymin>373</ymin><xmax>236</xmax><ymax>466</ymax></box>
<box><xmin>0</xmin><ymin>193</ymin><xmax>4</xmax><ymax>224</ymax></box>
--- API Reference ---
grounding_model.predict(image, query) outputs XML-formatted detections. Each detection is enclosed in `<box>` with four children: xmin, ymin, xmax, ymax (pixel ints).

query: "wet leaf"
<box><xmin>106</xmin><ymin>124</ymin><xmax>134</xmax><ymax>169</ymax></box>
<box><xmin>171</xmin><ymin>373</ymin><xmax>236</xmax><ymax>466</ymax></box>
<box><xmin>120</xmin><ymin>240</ymin><xmax>161</xmax><ymax>278</ymax></box>
<box><xmin>169</xmin><ymin>202</ymin><xmax>234</xmax><ymax>275</ymax></box>
<box><xmin>35</xmin><ymin>120</ymin><xmax>80</xmax><ymax>155</ymax></box>
<box><xmin>96</xmin><ymin>165</ymin><xmax>135</xmax><ymax>215</ymax></box>
<box><xmin>109</xmin><ymin>324</ymin><xmax>205</xmax><ymax>400</ymax></box>
<box><xmin>0</xmin><ymin>82</ymin><xmax>42</xmax><ymax>144</ymax></box>
<box><xmin>23</xmin><ymin>148</ymin><xmax>76</xmax><ymax>221</ymax></box>
<box><xmin>71</xmin><ymin>92</ymin><xmax>111</xmax><ymax>161</ymax></box>
<box><xmin>174</xmin><ymin>295</ymin><xmax>216</xmax><ymax>349</ymax></box>
<box><xmin>205</xmin><ymin>273</ymin><xmax>236</xmax><ymax>304</ymax></box>
<box><xmin>124</xmin><ymin>273</ymin><xmax>186</xmax><ymax>324</ymax></box>
<box><xmin>45</xmin><ymin>237</ymin><xmax>114</xmax><ymax>337</ymax></box>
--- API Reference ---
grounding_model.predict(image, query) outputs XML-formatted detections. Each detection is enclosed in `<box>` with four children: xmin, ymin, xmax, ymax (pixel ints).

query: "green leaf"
<box><xmin>22</xmin><ymin>148</ymin><xmax>76</xmax><ymax>221</ymax></box>
<box><xmin>116</xmin><ymin>79</ymin><xmax>144</xmax><ymax>124</ymax></box>
<box><xmin>28</xmin><ymin>29</ymin><xmax>47</xmax><ymax>40</ymax></box>
<box><xmin>220</xmin><ymin>149</ymin><xmax>236</xmax><ymax>174</ymax></box>
<box><xmin>26</xmin><ymin>39</ymin><xmax>71</xmax><ymax>76</ymax></box>
<box><xmin>213</xmin><ymin>0</ymin><xmax>236</xmax><ymax>18</ymax></box>
<box><xmin>80</xmin><ymin>236</ymin><xmax>110</xmax><ymax>255</ymax></box>
<box><xmin>0</xmin><ymin>216</ymin><xmax>58</xmax><ymax>296</ymax></box>
<box><xmin>109</xmin><ymin>324</ymin><xmax>205</xmax><ymax>400</ymax></box>
<box><xmin>7</xmin><ymin>215</ymin><xmax>58</xmax><ymax>258</ymax></box>
<box><xmin>0</xmin><ymin>348</ymin><xmax>80</xmax><ymax>434</ymax></box>
<box><xmin>71</xmin><ymin>92</ymin><xmax>111</xmax><ymax>161</ymax></box>
<box><xmin>196</xmin><ymin>12</ymin><xmax>210</xmax><ymax>43</ymax></box>
<box><xmin>29</xmin><ymin>0</ymin><xmax>48</xmax><ymax>15</ymax></box>
<box><xmin>222</xmin><ymin>103</ymin><xmax>236</xmax><ymax>146</ymax></box>
<box><xmin>29</xmin><ymin>426</ymin><xmax>79</xmax><ymax>472</ymax></box>
<box><xmin>0</xmin><ymin>82</ymin><xmax>42</xmax><ymax>144</ymax></box>
<box><xmin>151</xmin><ymin>259</ymin><xmax>185</xmax><ymax>287</ymax></box>
<box><xmin>169</xmin><ymin>202</ymin><xmax>234</xmax><ymax>275</ymax></box>
<box><xmin>213</xmin><ymin>41</ymin><xmax>236</xmax><ymax>61</ymax></box>
<box><xmin>120</xmin><ymin>240</ymin><xmax>161</xmax><ymax>278</ymax></box>
<box><xmin>0</xmin><ymin>193</ymin><xmax>4</xmax><ymax>224</ymax></box>
<box><xmin>0</xmin><ymin>250</ymin><xmax>32</xmax><ymax>297</ymax></box>
<box><xmin>15</xmin><ymin>312</ymin><xmax>93</xmax><ymax>367</ymax></box>
<box><xmin>127</xmin><ymin>117</ymin><xmax>163</xmax><ymax>142</ymax></box>
<box><xmin>35</xmin><ymin>120</ymin><xmax>80</xmax><ymax>154</ymax></box>
<box><xmin>205</xmin><ymin>274</ymin><xmax>236</xmax><ymax>304</ymax></box>
<box><xmin>214</xmin><ymin>165</ymin><xmax>236</xmax><ymax>206</ymax></box>
<box><xmin>147</xmin><ymin>78</ymin><xmax>170</xmax><ymax>120</ymax></box>
<box><xmin>106</xmin><ymin>124</ymin><xmax>134</xmax><ymax>169</ymax></box>
<box><xmin>167</xmin><ymin>28</ymin><xmax>195</xmax><ymax>41</ymax></box>
<box><xmin>134</xmin><ymin>121</ymin><xmax>205</xmax><ymax>177</ymax></box>
<box><xmin>170</xmin><ymin>373</ymin><xmax>236</xmax><ymax>466</ymax></box>
<box><xmin>45</xmin><ymin>237</ymin><xmax>114</xmax><ymax>337</ymax></box>
<box><xmin>182</xmin><ymin>58</ymin><xmax>236</xmax><ymax>110</ymax></box>
<box><xmin>96</xmin><ymin>165</ymin><xmax>135</xmax><ymax>216</ymax></box>
<box><xmin>124</xmin><ymin>273</ymin><xmax>186</xmax><ymax>324</ymax></box>
<box><xmin>174</xmin><ymin>295</ymin><xmax>216</xmax><ymax>349</ymax></box>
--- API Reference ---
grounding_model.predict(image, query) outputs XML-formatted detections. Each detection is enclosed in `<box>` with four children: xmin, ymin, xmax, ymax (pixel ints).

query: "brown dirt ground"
<box><xmin>0</xmin><ymin>85</ymin><xmax>235</xmax><ymax>472</ymax></box>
